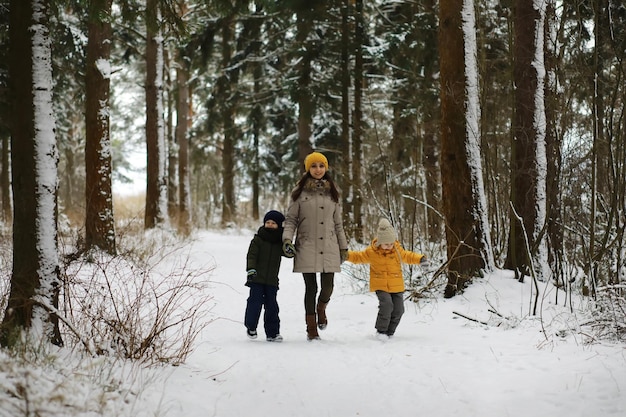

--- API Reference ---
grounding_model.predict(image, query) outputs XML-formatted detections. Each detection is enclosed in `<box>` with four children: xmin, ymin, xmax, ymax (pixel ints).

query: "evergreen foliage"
<box><xmin>0</xmin><ymin>0</ymin><xmax>624</xmax><ymax>337</ymax></box>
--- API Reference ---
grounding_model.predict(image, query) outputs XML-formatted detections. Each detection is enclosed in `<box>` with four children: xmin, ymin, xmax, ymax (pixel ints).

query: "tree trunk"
<box><xmin>176</xmin><ymin>53</ymin><xmax>191</xmax><ymax>234</ymax></box>
<box><xmin>505</xmin><ymin>0</ymin><xmax>549</xmax><ymax>283</ymax></box>
<box><xmin>2</xmin><ymin>131</ymin><xmax>12</xmax><ymax>223</ymax></box>
<box><xmin>85</xmin><ymin>0</ymin><xmax>116</xmax><ymax>254</ymax></box>
<box><xmin>439</xmin><ymin>0</ymin><xmax>494</xmax><ymax>298</ymax></box>
<box><xmin>251</xmin><ymin>62</ymin><xmax>261</xmax><ymax>221</ymax></box>
<box><xmin>62</xmin><ymin>130</ymin><xmax>77</xmax><ymax>211</ymax></box>
<box><xmin>340</xmin><ymin>0</ymin><xmax>351</xmax><ymax>235</ymax></box>
<box><xmin>592</xmin><ymin>0</ymin><xmax>609</xmax><ymax>198</ymax></box>
<box><xmin>220</xmin><ymin>17</ymin><xmax>236</xmax><ymax>225</ymax></box>
<box><xmin>422</xmin><ymin>0</ymin><xmax>442</xmax><ymax>243</ymax></box>
<box><xmin>386</xmin><ymin>0</ymin><xmax>423</xmax><ymax>245</ymax></box>
<box><xmin>166</xmin><ymin>48</ymin><xmax>179</xmax><ymax>223</ymax></box>
<box><xmin>145</xmin><ymin>0</ymin><xmax>167</xmax><ymax>229</ymax></box>
<box><xmin>2</xmin><ymin>0</ymin><xmax>62</xmax><ymax>347</ymax></box>
<box><xmin>248</xmin><ymin>2</ymin><xmax>264</xmax><ymax>222</ymax></box>
<box><xmin>352</xmin><ymin>0</ymin><xmax>364</xmax><ymax>243</ymax></box>
<box><xmin>544</xmin><ymin>0</ymin><xmax>564</xmax><ymax>287</ymax></box>
<box><xmin>296</xmin><ymin>11</ymin><xmax>314</xmax><ymax>160</ymax></box>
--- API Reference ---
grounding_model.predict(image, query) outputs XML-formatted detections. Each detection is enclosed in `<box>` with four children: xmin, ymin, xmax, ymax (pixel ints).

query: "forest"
<box><xmin>0</xmin><ymin>0</ymin><xmax>625</xmax><ymax>349</ymax></box>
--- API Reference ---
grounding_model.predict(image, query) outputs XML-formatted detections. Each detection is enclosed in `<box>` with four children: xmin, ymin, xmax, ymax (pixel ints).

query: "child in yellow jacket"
<box><xmin>347</xmin><ymin>218</ymin><xmax>427</xmax><ymax>340</ymax></box>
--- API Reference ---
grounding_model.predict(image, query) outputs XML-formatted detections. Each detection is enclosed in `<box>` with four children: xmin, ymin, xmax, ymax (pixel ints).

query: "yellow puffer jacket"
<box><xmin>347</xmin><ymin>239</ymin><xmax>425</xmax><ymax>293</ymax></box>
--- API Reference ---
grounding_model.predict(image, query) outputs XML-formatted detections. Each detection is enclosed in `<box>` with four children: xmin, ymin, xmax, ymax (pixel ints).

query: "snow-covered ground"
<box><xmin>1</xmin><ymin>229</ymin><xmax>625</xmax><ymax>417</ymax></box>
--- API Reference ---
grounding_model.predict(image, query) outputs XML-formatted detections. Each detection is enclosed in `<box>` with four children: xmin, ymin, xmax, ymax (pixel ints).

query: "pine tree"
<box><xmin>1</xmin><ymin>0</ymin><xmax>62</xmax><ymax>347</ymax></box>
<box><xmin>85</xmin><ymin>0</ymin><xmax>116</xmax><ymax>254</ymax></box>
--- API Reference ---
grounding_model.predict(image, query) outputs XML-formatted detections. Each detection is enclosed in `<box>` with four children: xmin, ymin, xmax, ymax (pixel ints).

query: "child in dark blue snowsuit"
<box><xmin>244</xmin><ymin>210</ymin><xmax>292</xmax><ymax>342</ymax></box>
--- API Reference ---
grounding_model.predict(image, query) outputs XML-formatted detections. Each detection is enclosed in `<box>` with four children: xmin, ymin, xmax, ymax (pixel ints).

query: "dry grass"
<box><xmin>113</xmin><ymin>193</ymin><xmax>145</xmax><ymax>221</ymax></box>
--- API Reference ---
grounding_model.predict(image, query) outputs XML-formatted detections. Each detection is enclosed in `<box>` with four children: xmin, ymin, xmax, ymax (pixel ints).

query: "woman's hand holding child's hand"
<box><xmin>283</xmin><ymin>240</ymin><xmax>296</xmax><ymax>258</ymax></box>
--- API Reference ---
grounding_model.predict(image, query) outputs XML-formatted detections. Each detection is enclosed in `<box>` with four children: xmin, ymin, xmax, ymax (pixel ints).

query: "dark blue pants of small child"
<box><xmin>244</xmin><ymin>282</ymin><xmax>280</xmax><ymax>338</ymax></box>
<box><xmin>375</xmin><ymin>290</ymin><xmax>405</xmax><ymax>336</ymax></box>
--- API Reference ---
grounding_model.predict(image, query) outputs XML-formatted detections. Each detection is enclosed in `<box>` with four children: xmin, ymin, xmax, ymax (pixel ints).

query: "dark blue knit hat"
<box><xmin>263</xmin><ymin>210</ymin><xmax>285</xmax><ymax>227</ymax></box>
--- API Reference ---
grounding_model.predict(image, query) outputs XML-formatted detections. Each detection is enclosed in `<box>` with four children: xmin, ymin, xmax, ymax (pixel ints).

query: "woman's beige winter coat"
<box><xmin>283</xmin><ymin>178</ymin><xmax>348</xmax><ymax>273</ymax></box>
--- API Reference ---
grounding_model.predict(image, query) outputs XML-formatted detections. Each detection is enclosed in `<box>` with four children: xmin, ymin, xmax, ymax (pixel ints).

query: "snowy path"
<box><xmin>140</xmin><ymin>230</ymin><xmax>626</xmax><ymax>417</ymax></box>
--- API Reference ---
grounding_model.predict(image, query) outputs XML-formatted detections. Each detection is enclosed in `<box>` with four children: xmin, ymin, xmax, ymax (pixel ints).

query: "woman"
<box><xmin>283</xmin><ymin>151</ymin><xmax>348</xmax><ymax>340</ymax></box>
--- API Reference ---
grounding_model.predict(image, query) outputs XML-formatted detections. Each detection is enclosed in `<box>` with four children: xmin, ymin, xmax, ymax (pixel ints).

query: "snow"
<box><xmin>96</xmin><ymin>58</ymin><xmax>112</xmax><ymax>80</ymax></box>
<box><xmin>2</xmin><ymin>230</ymin><xmax>625</xmax><ymax>417</ymax></box>
<box><xmin>145</xmin><ymin>230</ymin><xmax>626</xmax><ymax>417</ymax></box>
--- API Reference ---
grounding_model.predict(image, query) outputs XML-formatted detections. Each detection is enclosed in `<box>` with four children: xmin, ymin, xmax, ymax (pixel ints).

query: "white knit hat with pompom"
<box><xmin>376</xmin><ymin>218</ymin><xmax>397</xmax><ymax>245</ymax></box>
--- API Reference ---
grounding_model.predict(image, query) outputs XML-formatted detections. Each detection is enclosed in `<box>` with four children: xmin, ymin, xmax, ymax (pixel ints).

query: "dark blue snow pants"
<box><xmin>244</xmin><ymin>282</ymin><xmax>280</xmax><ymax>338</ymax></box>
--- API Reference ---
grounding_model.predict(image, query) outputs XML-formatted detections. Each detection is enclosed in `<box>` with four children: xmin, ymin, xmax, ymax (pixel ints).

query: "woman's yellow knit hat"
<box><xmin>304</xmin><ymin>151</ymin><xmax>329</xmax><ymax>172</ymax></box>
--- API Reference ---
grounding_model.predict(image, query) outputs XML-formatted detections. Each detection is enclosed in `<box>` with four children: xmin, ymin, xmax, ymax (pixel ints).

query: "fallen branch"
<box><xmin>452</xmin><ymin>311</ymin><xmax>488</xmax><ymax>325</ymax></box>
<box><xmin>487</xmin><ymin>308</ymin><xmax>504</xmax><ymax>318</ymax></box>
<box><xmin>486</xmin><ymin>299</ymin><xmax>504</xmax><ymax>318</ymax></box>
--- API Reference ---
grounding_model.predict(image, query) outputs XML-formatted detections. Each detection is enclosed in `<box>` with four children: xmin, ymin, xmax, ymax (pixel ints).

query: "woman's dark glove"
<box><xmin>283</xmin><ymin>241</ymin><xmax>296</xmax><ymax>258</ymax></box>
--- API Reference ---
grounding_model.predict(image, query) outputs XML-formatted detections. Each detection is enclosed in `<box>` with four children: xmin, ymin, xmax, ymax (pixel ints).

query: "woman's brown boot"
<box><xmin>306</xmin><ymin>314</ymin><xmax>320</xmax><ymax>340</ymax></box>
<box><xmin>316</xmin><ymin>302</ymin><xmax>328</xmax><ymax>330</ymax></box>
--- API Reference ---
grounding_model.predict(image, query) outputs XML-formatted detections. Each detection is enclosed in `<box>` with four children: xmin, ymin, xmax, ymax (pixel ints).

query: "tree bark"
<box><xmin>351</xmin><ymin>0</ymin><xmax>364</xmax><ymax>243</ymax></box>
<box><xmin>422</xmin><ymin>0</ymin><xmax>442</xmax><ymax>243</ymax></box>
<box><xmin>145</xmin><ymin>0</ymin><xmax>167</xmax><ymax>229</ymax></box>
<box><xmin>85</xmin><ymin>0</ymin><xmax>116</xmax><ymax>254</ymax></box>
<box><xmin>220</xmin><ymin>17</ymin><xmax>236</xmax><ymax>225</ymax></box>
<box><xmin>505</xmin><ymin>0</ymin><xmax>549</xmax><ymax>283</ymax></box>
<box><xmin>251</xmin><ymin>60</ymin><xmax>261</xmax><ymax>221</ymax></box>
<box><xmin>166</xmin><ymin>48</ymin><xmax>179</xmax><ymax>223</ymax></box>
<box><xmin>439</xmin><ymin>0</ymin><xmax>493</xmax><ymax>297</ymax></box>
<box><xmin>544</xmin><ymin>0</ymin><xmax>564</xmax><ymax>286</ymax></box>
<box><xmin>2</xmin><ymin>0</ymin><xmax>62</xmax><ymax>347</ymax></box>
<box><xmin>296</xmin><ymin>11</ymin><xmax>314</xmax><ymax>161</ymax></box>
<box><xmin>340</xmin><ymin>0</ymin><xmax>351</xmax><ymax>234</ymax></box>
<box><xmin>176</xmin><ymin>53</ymin><xmax>191</xmax><ymax>234</ymax></box>
<box><xmin>1</xmin><ymin>131</ymin><xmax>11</xmax><ymax>223</ymax></box>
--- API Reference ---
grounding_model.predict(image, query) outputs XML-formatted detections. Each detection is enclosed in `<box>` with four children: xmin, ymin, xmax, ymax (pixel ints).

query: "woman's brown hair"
<box><xmin>291</xmin><ymin>172</ymin><xmax>340</xmax><ymax>203</ymax></box>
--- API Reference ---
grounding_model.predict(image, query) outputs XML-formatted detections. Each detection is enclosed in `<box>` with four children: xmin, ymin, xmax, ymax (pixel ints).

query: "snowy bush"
<box><xmin>339</xmin><ymin>261</ymin><xmax>370</xmax><ymax>293</ymax></box>
<box><xmin>587</xmin><ymin>284</ymin><xmax>626</xmax><ymax>342</ymax></box>
<box><xmin>0</xmin><ymin>343</ymin><xmax>148</xmax><ymax>417</ymax></box>
<box><xmin>61</xmin><ymin>229</ymin><xmax>215</xmax><ymax>365</ymax></box>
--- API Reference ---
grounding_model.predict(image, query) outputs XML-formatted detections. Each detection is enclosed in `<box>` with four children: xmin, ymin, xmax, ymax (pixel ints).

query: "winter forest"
<box><xmin>0</xmin><ymin>0</ymin><xmax>625</xmax><ymax>411</ymax></box>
